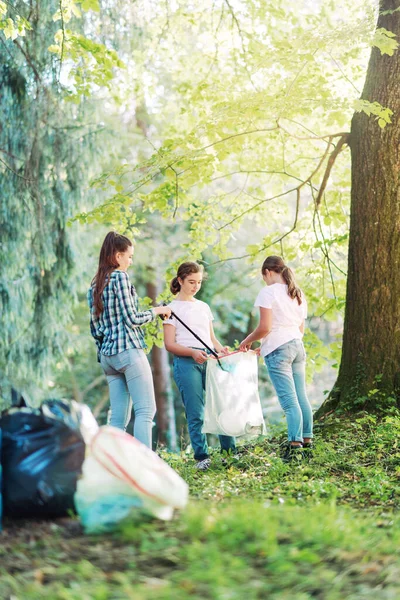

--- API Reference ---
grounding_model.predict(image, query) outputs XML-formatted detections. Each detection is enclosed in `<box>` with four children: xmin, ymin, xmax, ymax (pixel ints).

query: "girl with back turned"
<box><xmin>239</xmin><ymin>256</ymin><xmax>313</xmax><ymax>462</ymax></box>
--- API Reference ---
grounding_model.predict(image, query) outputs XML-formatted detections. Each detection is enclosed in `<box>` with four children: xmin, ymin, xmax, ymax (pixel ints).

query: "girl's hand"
<box><xmin>239</xmin><ymin>339</ymin><xmax>252</xmax><ymax>352</ymax></box>
<box><xmin>154</xmin><ymin>306</ymin><xmax>172</xmax><ymax>319</ymax></box>
<box><xmin>254</xmin><ymin>347</ymin><xmax>261</xmax><ymax>356</ymax></box>
<box><xmin>218</xmin><ymin>346</ymin><xmax>230</xmax><ymax>356</ymax></box>
<box><xmin>191</xmin><ymin>349</ymin><xmax>208</xmax><ymax>364</ymax></box>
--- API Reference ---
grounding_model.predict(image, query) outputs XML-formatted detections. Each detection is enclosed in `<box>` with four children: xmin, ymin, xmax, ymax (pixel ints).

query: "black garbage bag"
<box><xmin>0</xmin><ymin>427</ymin><xmax>2</xmax><ymax>530</ymax></box>
<box><xmin>0</xmin><ymin>399</ymin><xmax>86</xmax><ymax>518</ymax></box>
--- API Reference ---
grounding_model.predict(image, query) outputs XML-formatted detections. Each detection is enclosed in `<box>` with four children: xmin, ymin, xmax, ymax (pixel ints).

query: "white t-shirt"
<box><xmin>254</xmin><ymin>283</ymin><xmax>307</xmax><ymax>357</ymax></box>
<box><xmin>163</xmin><ymin>299</ymin><xmax>214</xmax><ymax>349</ymax></box>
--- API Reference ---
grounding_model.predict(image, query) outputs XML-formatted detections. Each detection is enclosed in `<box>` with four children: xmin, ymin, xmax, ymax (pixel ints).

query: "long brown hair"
<box><xmin>170</xmin><ymin>262</ymin><xmax>205</xmax><ymax>294</ymax></box>
<box><xmin>261</xmin><ymin>256</ymin><xmax>302</xmax><ymax>305</ymax></box>
<box><xmin>92</xmin><ymin>232</ymin><xmax>133</xmax><ymax>316</ymax></box>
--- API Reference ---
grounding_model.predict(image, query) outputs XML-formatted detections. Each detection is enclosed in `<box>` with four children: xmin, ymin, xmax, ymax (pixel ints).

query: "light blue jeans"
<box><xmin>100</xmin><ymin>348</ymin><xmax>156</xmax><ymax>448</ymax></box>
<box><xmin>173</xmin><ymin>351</ymin><xmax>236</xmax><ymax>461</ymax></box>
<box><xmin>264</xmin><ymin>339</ymin><xmax>313</xmax><ymax>443</ymax></box>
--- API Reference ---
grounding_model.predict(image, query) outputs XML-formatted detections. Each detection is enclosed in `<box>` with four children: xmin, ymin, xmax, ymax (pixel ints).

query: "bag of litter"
<box><xmin>0</xmin><ymin>428</ymin><xmax>2</xmax><ymax>530</ymax></box>
<box><xmin>203</xmin><ymin>351</ymin><xmax>266</xmax><ymax>437</ymax></box>
<box><xmin>75</xmin><ymin>426</ymin><xmax>189</xmax><ymax>534</ymax></box>
<box><xmin>0</xmin><ymin>399</ymin><xmax>93</xmax><ymax>518</ymax></box>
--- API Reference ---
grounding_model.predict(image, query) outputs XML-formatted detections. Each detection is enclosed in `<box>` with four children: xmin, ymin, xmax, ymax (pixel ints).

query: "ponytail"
<box><xmin>170</xmin><ymin>276</ymin><xmax>181</xmax><ymax>294</ymax></box>
<box><xmin>261</xmin><ymin>256</ymin><xmax>302</xmax><ymax>305</ymax></box>
<box><xmin>282</xmin><ymin>266</ymin><xmax>302</xmax><ymax>305</ymax></box>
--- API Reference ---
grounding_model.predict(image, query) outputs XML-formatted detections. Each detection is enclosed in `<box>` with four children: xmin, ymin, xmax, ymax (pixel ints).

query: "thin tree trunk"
<box><xmin>92</xmin><ymin>388</ymin><xmax>110</xmax><ymax>420</ymax></box>
<box><xmin>146</xmin><ymin>277</ymin><xmax>177</xmax><ymax>450</ymax></box>
<box><xmin>319</xmin><ymin>0</ymin><xmax>400</xmax><ymax>414</ymax></box>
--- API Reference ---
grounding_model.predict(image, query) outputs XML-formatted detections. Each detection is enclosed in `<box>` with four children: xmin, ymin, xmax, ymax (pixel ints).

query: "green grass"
<box><xmin>1</xmin><ymin>410</ymin><xmax>400</xmax><ymax>599</ymax></box>
<box><xmin>166</xmin><ymin>411</ymin><xmax>400</xmax><ymax>509</ymax></box>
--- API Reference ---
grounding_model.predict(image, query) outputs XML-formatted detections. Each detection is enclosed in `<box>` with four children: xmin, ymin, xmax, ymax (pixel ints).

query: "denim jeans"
<box><xmin>173</xmin><ymin>353</ymin><xmax>236</xmax><ymax>461</ymax></box>
<box><xmin>265</xmin><ymin>339</ymin><xmax>313</xmax><ymax>443</ymax></box>
<box><xmin>100</xmin><ymin>348</ymin><xmax>156</xmax><ymax>448</ymax></box>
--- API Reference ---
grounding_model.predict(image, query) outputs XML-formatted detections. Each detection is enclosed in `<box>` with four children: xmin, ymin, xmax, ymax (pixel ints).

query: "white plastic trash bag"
<box><xmin>74</xmin><ymin>426</ymin><xmax>189</xmax><ymax>533</ymax></box>
<box><xmin>203</xmin><ymin>351</ymin><xmax>266</xmax><ymax>437</ymax></box>
<box><xmin>77</xmin><ymin>402</ymin><xmax>99</xmax><ymax>445</ymax></box>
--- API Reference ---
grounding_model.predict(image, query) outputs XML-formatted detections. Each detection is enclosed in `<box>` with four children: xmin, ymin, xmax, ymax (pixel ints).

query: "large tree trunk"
<box><xmin>319</xmin><ymin>0</ymin><xmax>400</xmax><ymax>414</ymax></box>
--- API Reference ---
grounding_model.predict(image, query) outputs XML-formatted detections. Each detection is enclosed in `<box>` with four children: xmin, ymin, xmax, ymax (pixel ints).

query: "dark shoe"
<box><xmin>282</xmin><ymin>443</ymin><xmax>303</xmax><ymax>463</ymax></box>
<box><xmin>221</xmin><ymin>454</ymin><xmax>240</xmax><ymax>466</ymax></box>
<box><xmin>302</xmin><ymin>442</ymin><xmax>313</xmax><ymax>459</ymax></box>
<box><xmin>233</xmin><ymin>446</ymin><xmax>250</xmax><ymax>456</ymax></box>
<box><xmin>220</xmin><ymin>448</ymin><xmax>237</xmax><ymax>455</ymax></box>
<box><xmin>195</xmin><ymin>458</ymin><xmax>211</xmax><ymax>471</ymax></box>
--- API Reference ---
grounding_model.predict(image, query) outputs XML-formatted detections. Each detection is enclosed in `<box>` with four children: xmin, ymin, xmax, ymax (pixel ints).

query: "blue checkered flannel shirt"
<box><xmin>87</xmin><ymin>270</ymin><xmax>155</xmax><ymax>357</ymax></box>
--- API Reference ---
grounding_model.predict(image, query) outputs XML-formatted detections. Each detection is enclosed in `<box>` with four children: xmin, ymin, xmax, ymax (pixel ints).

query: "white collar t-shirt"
<box><xmin>254</xmin><ymin>283</ymin><xmax>307</xmax><ymax>357</ymax></box>
<box><xmin>163</xmin><ymin>299</ymin><xmax>214</xmax><ymax>349</ymax></box>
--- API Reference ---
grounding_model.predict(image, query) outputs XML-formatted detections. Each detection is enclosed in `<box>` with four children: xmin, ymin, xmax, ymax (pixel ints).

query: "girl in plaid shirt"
<box><xmin>88</xmin><ymin>232</ymin><xmax>171</xmax><ymax>447</ymax></box>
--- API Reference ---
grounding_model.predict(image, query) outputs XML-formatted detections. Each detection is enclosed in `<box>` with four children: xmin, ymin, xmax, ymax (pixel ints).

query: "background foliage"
<box><xmin>1</xmin><ymin>0</ymin><xmax>395</xmax><ymax>433</ymax></box>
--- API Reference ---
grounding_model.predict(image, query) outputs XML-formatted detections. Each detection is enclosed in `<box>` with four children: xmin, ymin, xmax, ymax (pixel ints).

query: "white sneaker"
<box><xmin>195</xmin><ymin>458</ymin><xmax>211</xmax><ymax>471</ymax></box>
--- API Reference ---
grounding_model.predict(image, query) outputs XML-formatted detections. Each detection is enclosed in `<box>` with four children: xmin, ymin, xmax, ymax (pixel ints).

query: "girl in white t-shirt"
<box><xmin>239</xmin><ymin>256</ymin><xmax>313</xmax><ymax>461</ymax></box>
<box><xmin>163</xmin><ymin>262</ymin><xmax>236</xmax><ymax>470</ymax></box>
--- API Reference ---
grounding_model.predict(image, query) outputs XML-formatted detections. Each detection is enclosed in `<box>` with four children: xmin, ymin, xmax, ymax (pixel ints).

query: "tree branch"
<box><xmin>13</xmin><ymin>39</ymin><xmax>41</xmax><ymax>82</ymax></box>
<box><xmin>59</xmin><ymin>0</ymin><xmax>66</xmax><ymax>82</ymax></box>
<box><xmin>169</xmin><ymin>165</ymin><xmax>179</xmax><ymax>218</ymax></box>
<box><xmin>82</xmin><ymin>374</ymin><xmax>106</xmax><ymax>396</ymax></box>
<box><xmin>279</xmin><ymin>123</ymin><xmax>349</xmax><ymax>141</ymax></box>
<box><xmin>327</xmin><ymin>51</ymin><xmax>361</xmax><ymax>94</ymax></box>
<box><xmin>223</xmin><ymin>0</ymin><xmax>257</xmax><ymax>90</ymax></box>
<box><xmin>92</xmin><ymin>388</ymin><xmax>110</xmax><ymax>419</ymax></box>
<box><xmin>180</xmin><ymin>126</ymin><xmax>279</xmax><ymax>159</ymax></box>
<box><xmin>311</xmin><ymin>184</ymin><xmax>347</xmax><ymax>278</ymax></box>
<box><xmin>210</xmin><ymin>169</ymin><xmax>305</xmax><ymax>185</ymax></box>
<box><xmin>312</xmin><ymin>197</ymin><xmax>337</xmax><ymax>299</ymax></box>
<box><xmin>0</xmin><ymin>147</ymin><xmax>25</xmax><ymax>162</ymax></box>
<box><xmin>0</xmin><ymin>156</ymin><xmax>36</xmax><ymax>181</ymax></box>
<box><xmin>314</xmin><ymin>134</ymin><xmax>349</xmax><ymax>206</ymax></box>
<box><xmin>277</xmin><ymin>51</ymin><xmax>319</xmax><ymax>118</ymax></box>
<box><xmin>209</xmin><ymin>189</ymin><xmax>301</xmax><ymax>267</ymax></box>
<box><xmin>218</xmin><ymin>135</ymin><xmax>332</xmax><ymax>231</ymax></box>
<box><xmin>218</xmin><ymin>186</ymin><xmax>300</xmax><ymax>230</ymax></box>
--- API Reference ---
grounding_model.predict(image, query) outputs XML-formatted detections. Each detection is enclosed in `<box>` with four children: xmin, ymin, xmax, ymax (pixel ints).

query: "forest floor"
<box><xmin>1</xmin><ymin>411</ymin><xmax>400</xmax><ymax>599</ymax></box>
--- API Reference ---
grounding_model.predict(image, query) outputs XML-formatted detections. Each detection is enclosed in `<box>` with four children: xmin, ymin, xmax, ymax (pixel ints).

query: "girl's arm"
<box><xmin>299</xmin><ymin>320</ymin><xmax>305</xmax><ymax>334</ymax></box>
<box><xmin>116</xmin><ymin>272</ymin><xmax>170</xmax><ymax>327</ymax></box>
<box><xmin>163</xmin><ymin>324</ymin><xmax>208</xmax><ymax>364</ymax></box>
<box><xmin>116</xmin><ymin>272</ymin><xmax>155</xmax><ymax>327</ymax></box>
<box><xmin>210</xmin><ymin>322</ymin><xmax>229</xmax><ymax>354</ymax></box>
<box><xmin>239</xmin><ymin>308</ymin><xmax>272</xmax><ymax>351</ymax></box>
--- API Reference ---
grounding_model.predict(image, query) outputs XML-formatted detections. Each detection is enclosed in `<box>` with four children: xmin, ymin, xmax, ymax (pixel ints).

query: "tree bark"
<box><xmin>319</xmin><ymin>0</ymin><xmax>400</xmax><ymax>414</ymax></box>
<box><xmin>146</xmin><ymin>277</ymin><xmax>177</xmax><ymax>450</ymax></box>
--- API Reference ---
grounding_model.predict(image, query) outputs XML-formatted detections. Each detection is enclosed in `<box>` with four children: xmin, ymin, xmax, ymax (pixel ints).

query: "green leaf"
<box><xmin>2</xmin><ymin>18</ymin><xmax>18</xmax><ymax>40</ymax></box>
<box><xmin>80</xmin><ymin>0</ymin><xmax>100</xmax><ymax>11</ymax></box>
<box><xmin>372</xmin><ymin>28</ymin><xmax>399</xmax><ymax>56</ymax></box>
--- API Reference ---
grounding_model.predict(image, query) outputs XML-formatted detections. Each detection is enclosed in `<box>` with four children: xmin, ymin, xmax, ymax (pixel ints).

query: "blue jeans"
<box><xmin>100</xmin><ymin>348</ymin><xmax>156</xmax><ymax>448</ymax></box>
<box><xmin>173</xmin><ymin>353</ymin><xmax>236</xmax><ymax>461</ymax></box>
<box><xmin>265</xmin><ymin>339</ymin><xmax>313</xmax><ymax>443</ymax></box>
